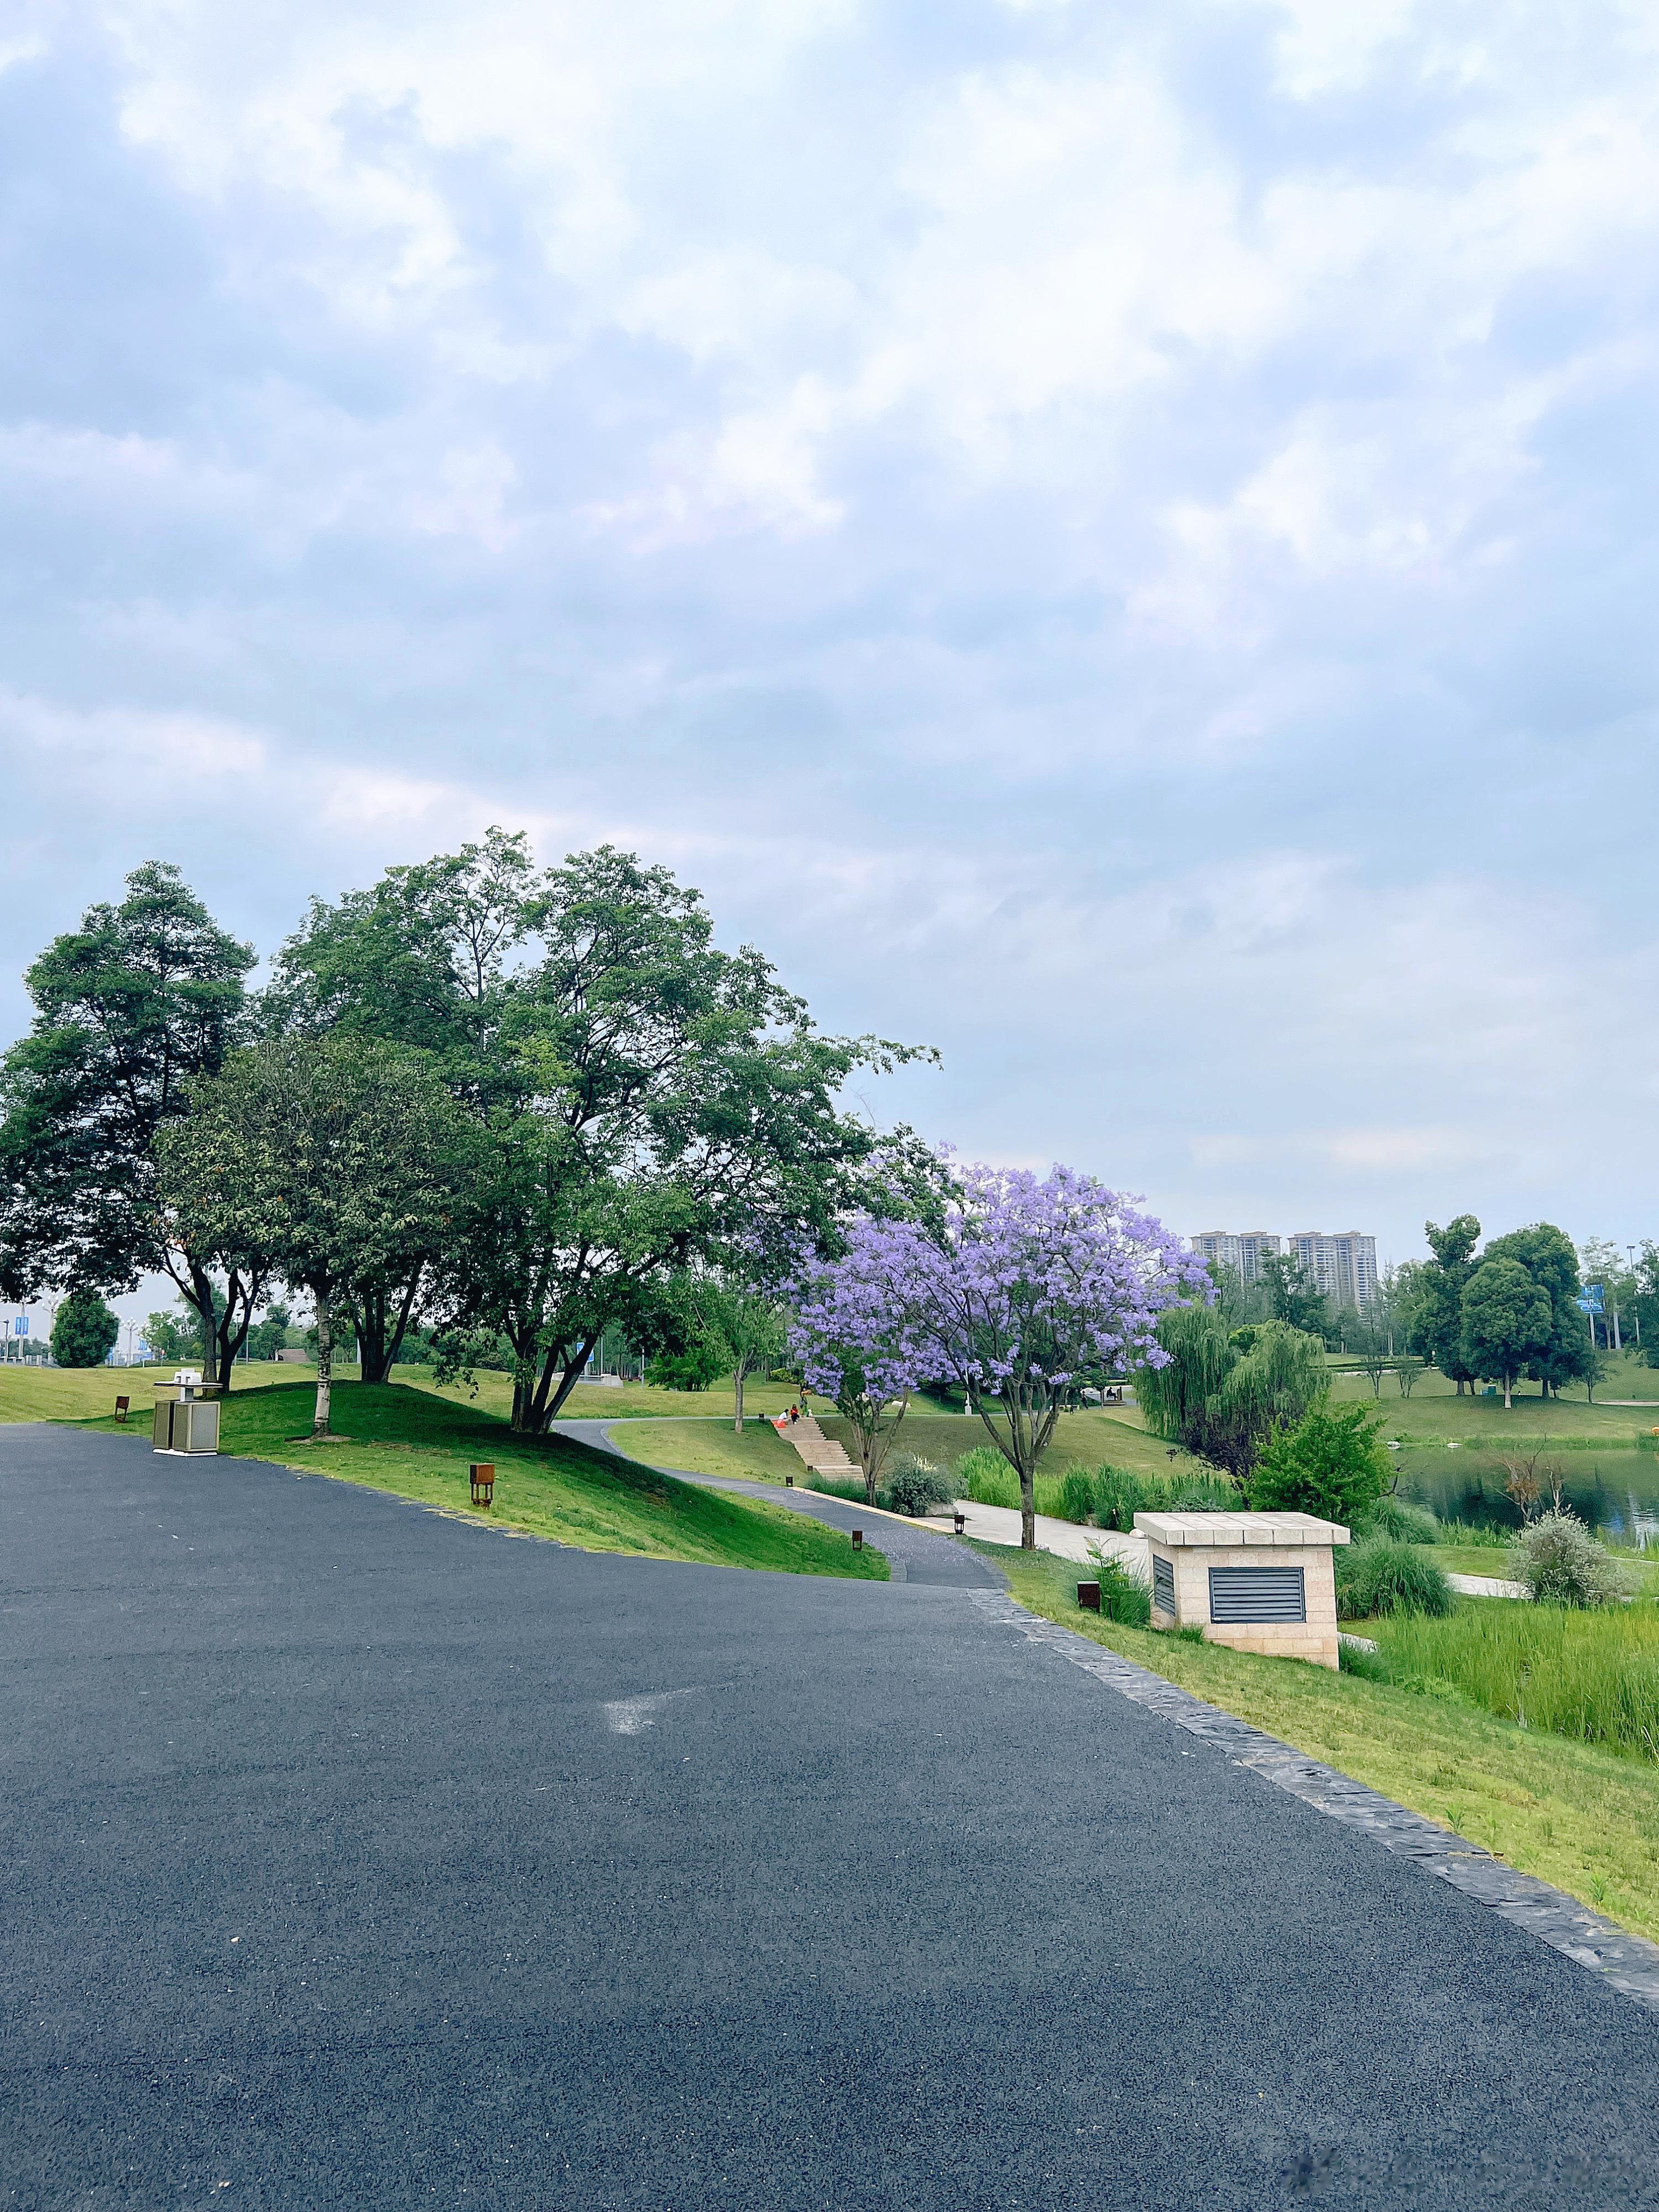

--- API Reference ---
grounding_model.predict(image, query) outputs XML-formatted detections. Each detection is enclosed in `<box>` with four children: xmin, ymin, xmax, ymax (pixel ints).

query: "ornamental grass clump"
<box><xmin>957</xmin><ymin>1444</ymin><xmax>1019</xmax><ymax>1509</ymax></box>
<box><xmin>1336</xmin><ymin>1539</ymin><xmax>1454</xmax><ymax>1621</ymax></box>
<box><xmin>1374</xmin><ymin>1602</ymin><xmax>1659</xmax><ymax>1757</ymax></box>
<box><xmin>1359</xmin><ymin>1495</ymin><xmax>1441</xmax><ymax>1546</ymax></box>
<box><xmin>1510</xmin><ymin>1512</ymin><xmax>1628</xmax><ymax>1608</ymax></box>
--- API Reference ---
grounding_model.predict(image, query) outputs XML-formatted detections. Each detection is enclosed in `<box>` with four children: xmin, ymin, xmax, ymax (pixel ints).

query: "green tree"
<box><xmin>1138</xmin><ymin>1306</ymin><xmax>1327</xmax><ymax>1484</ymax></box>
<box><xmin>143</xmin><ymin>1307</ymin><xmax>202</xmax><ymax>1366</ymax></box>
<box><xmin>264</xmin><ymin>833</ymin><xmax>535</xmax><ymax>1379</ymax></box>
<box><xmin>1249</xmin><ymin>1403</ymin><xmax>1392</xmax><ymax>1524</ymax></box>
<box><xmin>51</xmin><ymin>1288</ymin><xmax>118</xmax><ymax>1368</ymax></box>
<box><xmin>1260</xmin><ymin>1253</ymin><xmax>1333</xmax><ymax>1339</ymax></box>
<box><xmin>1408</xmin><ymin>1215</ymin><xmax>1482</xmax><ymax>1391</ymax></box>
<box><xmin>440</xmin><ymin>847</ymin><xmax>913</xmax><ymax>1433</ymax></box>
<box><xmin>0</xmin><ymin>863</ymin><xmax>260</xmax><ymax>1384</ymax></box>
<box><xmin>1636</xmin><ymin>1241</ymin><xmax>1658</xmax><ymax>1369</ymax></box>
<box><xmin>156</xmin><ymin>1037</ymin><xmax>465</xmax><ymax>1436</ymax></box>
<box><xmin>686</xmin><ymin>1272</ymin><xmax>787</xmax><ymax>1432</ymax></box>
<box><xmin>1460</xmin><ymin>1256</ymin><xmax>1551</xmax><ymax>1408</ymax></box>
<box><xmin>245</xmin><ymin>1301</ymin><xmax>293</xmax><ymax>1361</ymax></box>
<box><xmin>1483</xmin><ymin>1222</ymin><xmax>1593</xmax><ymax>1399</ymax></box>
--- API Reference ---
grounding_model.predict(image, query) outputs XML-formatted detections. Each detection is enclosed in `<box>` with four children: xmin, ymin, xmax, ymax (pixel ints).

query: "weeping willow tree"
<box><xmin>1138</xmin><ymin>1306</ymin><xmax>1327</xmax><ymax>1489</ymax></box>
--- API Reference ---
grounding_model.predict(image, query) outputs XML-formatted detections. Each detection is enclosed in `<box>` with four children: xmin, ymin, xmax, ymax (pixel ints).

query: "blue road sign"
<box><xmin>1577</xmin><ymin>1285</ymin><xmax>1605</xmax><ymax>1315</ymax></box>
<box><xmin>12</xmin><ymin>1315</ymin><xmax>27</xmax><ymax>1336</ymax></box>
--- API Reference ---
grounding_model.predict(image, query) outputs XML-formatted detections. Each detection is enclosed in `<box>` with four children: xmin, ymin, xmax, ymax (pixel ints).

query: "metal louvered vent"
<box><xmin>1208</xmin><ymin>1566</ymin><xmax>1306</xmax><ymax>1624</ymax></box>
<box><xmin>1152</xmin><ymin>1553</ymin><xmax>1175</xmax><ymax>1615</ymax></box>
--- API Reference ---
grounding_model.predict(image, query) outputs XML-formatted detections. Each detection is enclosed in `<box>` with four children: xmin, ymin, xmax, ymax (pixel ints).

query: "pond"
<box><xmin>1397</xmin><ymin>1443</ymin><xmax>1659</xmax><ymax>1545</ymax></box>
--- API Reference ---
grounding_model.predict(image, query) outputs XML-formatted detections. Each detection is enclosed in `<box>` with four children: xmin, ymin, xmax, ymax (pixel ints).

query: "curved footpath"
<box><xmin>9</xmin><ymin>1421</ymin><xmax>1659</xmax><ymax>2210</ymax></box>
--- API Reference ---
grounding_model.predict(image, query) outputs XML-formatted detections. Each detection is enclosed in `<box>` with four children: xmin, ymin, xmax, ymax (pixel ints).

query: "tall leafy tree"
<box><xmin>1483</xmin><ymin>1222</ymin><xmax>1593</xmax><ymax>1399</ymax></box>
<box><xmin>264</xmin><ymin>829</ymin><xmax>535</xmax><ymax>1378</ymax></box>
<box><xmin>1408</xmin><ymin>1215</ymin><xmax>1483</xmax><ymax>1391</ymax></box>
<box><xmin>437</xmin><ymin>847</ymin><xmax>916</xmax><ymax>1432</ymax></box>
<box><xmin>0</xmin><ymin>863</ymin><xmax>259</xmax><ymax>1384</ymax></box>
<box><xmin>51</xmin><ymin>1287</ymin><xmax>119</xmax><ymax>1369</ymax></box>
<box><xmin>156</xmin><ymin>1037</ymin><xmax>465</xmax><ymax>1436</ymax></box>
<box><xmin>1459</xmin><ymin>1257</ymin><xmax>1551</xmax><ymax>1408</ymax></box>
<box><xmin>1139</xmin><ymin>1307</ymin><xmax>1328</xmax><ymax>1485</ymax></box>
<box><xmin>1260</xmin><ymin>1253</ymin><xmax>1333</xmax><ymax>1341</ymax></box>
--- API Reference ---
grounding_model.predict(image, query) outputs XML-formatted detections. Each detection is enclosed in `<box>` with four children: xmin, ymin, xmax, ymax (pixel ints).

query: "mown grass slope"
<box><xmin>993</xmin><ymin>1545</ymin><xmax>1659</xmax><ymax>1943</ymax></box>
<box><xmin>79</xmin><ymin>1380</ymin><xmax>887</xmax><ymax>1581</ymax></box>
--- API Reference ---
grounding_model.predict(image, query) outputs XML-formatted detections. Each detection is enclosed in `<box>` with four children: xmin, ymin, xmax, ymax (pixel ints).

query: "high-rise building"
<box><xmin>1285</xmin><ymin>1232</ymin><xmax>1379</xmax><ymax>1310</ymax></box>
<box><xmin>1191</xmin><ymin>1231</ymin><xmax>1282</xmax><ymax>1282</ymax></box>
<box><xmin>1192</xmin><ymin>1229</ymin><xmax>1378</xmax><ymax>1307</ymax></box>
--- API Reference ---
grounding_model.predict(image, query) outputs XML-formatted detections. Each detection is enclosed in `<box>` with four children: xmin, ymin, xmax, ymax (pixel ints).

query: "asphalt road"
<box><xmin>7</xmin><ymin>1425</ymin><xmax>1659</xmax><ymax>2210</ymax></box>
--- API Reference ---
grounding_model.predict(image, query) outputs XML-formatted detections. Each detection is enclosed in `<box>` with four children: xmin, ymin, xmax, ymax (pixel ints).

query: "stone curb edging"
<box><xmin>967</xmin><ymin>1589</ymin><xmax>1659</xmax><ymax>2017</ymax></box>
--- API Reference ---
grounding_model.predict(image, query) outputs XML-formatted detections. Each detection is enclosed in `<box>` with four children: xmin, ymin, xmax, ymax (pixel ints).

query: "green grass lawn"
<box><xmin>77</xmin><ymin>1379</ymin><xmax>887</xmax><ymax>1582</ymax></box>
<box><xmin>991</xmin><ymin>1544</ymin><xmax>1659</xmax><ymax>1942</ymax></box>
<box><xmin>604</xmin><ymin>1417</ymin><xmax>805</xmax><ymax>1484</ymax></box>
<box><xmin>818</xmin><ymin>1406</ymin><xmax>1208</xmax><ymax>1486</ymax></box>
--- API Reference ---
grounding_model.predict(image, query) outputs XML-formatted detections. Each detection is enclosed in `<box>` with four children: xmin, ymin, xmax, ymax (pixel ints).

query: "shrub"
<box><xmin>1249</xmin><ymin>1404</ymin><xmax>1392</xmax><ymax>1526</ymax></box>
<box><xmin>1336</xmin><ymin>1539</ymin><xmax>1454</xmax><ymax>1620</ymax></box>
<box><xmin>1510</xmin><ymin>1512</ymin><xmax>1627</xmax><ymax>1608</ymax></box>
<box><xmin>886</xmin><ymin>1455</ymin><xmax>951</xmax><ymax>1516</ymax></box>
<box><xmin>1084</xmin><ymin>1546</ymin><xmax>1151</xmax><ymax>1626</ymax></box>
<box><xmin>1056</xmin><ymin>1469</ymin><xmax>1097</xmax><ymax>1525</ymax></box>
<box><xmin>1092</xmin><ymin>1465</ymin><xmax>1148</xmax><ymax>1530</ymax></box>
<box><xmin>646</xmin><ymin>1339</ymin><xmax>725</xmax><ymax>1392</ymax></box>
<box><xmin>1166</xmin><ymin>1473</ymin><xmax>1240</xmax><ymax>1512</ymax></box>
<box><xmin>51</xmin><ymin>1288</ymin><xmax>119</xmax><ymax>1369</ymax></box>
<box><xmin>958</xmin><ymin>1445</ymin><xmax>1019</xmax><ymax>1509</ymax></box>
<box><xmin>1358</xmin><ymin>1495</ymin><xmax>1440</xmax><ymax>1546</ymax></box>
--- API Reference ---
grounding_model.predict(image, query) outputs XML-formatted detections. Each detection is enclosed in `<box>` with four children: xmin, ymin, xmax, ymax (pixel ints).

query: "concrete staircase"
<box><xmin>774</xmin><ymin>1413</ymin><xmax>857</xmax><ymax>1481</ymax></box>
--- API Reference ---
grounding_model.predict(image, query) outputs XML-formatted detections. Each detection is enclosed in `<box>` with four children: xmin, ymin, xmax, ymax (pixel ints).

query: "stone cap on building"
<box><xmin>1133</xmin><ymin>1509</ymin><xmax>1350</xmax><ymax>1548</ymax></box>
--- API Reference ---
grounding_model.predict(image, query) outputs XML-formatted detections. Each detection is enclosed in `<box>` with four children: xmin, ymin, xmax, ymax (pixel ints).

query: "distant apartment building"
<box><xmin>1192</xmin><ymin>1228</ymin><xmax>1379</xmax><ymax>1307</ymax></box>
<box><xmin>1191</xmin><ymin>1230</ymin><xmax>1282</xmax><ymax>1282</ymax></box>
<box><xmin>1286</xmin><ymin>1231</ymin><xmax>1379</xmax><ymax>1310</ymax></box>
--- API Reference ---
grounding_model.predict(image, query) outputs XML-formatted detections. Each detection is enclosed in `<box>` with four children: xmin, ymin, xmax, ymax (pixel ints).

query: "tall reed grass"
<box><xmin>1373</xmin><ymin>1603</ymin><xmax>1659</xmax><ymax>1759</ymax></box>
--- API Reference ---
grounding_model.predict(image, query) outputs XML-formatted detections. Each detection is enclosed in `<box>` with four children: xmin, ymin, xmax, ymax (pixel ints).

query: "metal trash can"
<box><xmin>152</xmin><ymin>1371</ymin><xmax>221</xmax><ymax>1457</ymax></box>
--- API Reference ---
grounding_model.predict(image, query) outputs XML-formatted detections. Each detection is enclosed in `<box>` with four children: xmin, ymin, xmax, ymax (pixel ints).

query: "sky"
<box><xmin>1</xmin><ymin>0</ymin><xmax>1656</xmax><ymax>1335</ymax></box>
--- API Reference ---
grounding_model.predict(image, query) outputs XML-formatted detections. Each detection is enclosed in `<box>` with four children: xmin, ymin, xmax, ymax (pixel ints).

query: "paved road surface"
<box><xmin>7</xmin><ymin>1425</ymin><xmax>1659</xmax><ymax>2209</ymax></box>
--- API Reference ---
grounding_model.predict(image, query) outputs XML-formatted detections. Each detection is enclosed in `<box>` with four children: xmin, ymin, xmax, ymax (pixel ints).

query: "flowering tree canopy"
<box><xmin>817</xmin><ymin>1159</ymin><xmax>1203</xmax><ymax>1548</ymax></box>
<box><xmin>789</xmin><ymin>1219</ymin><xmax>929</xmax><ymax>1505</ymax></box>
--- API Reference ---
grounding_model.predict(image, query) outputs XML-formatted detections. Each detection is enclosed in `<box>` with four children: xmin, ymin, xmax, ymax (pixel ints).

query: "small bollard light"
<box><xmin>469</xmin><ymin>1462</ymin><xmax>495</xmax><ymax>1507</ymax></box>
<box><xmin>852</xmin><ymin>1530</ymin><xmax>863</xmax><ymax>1551</ymax></box>
<box><xmin>1077</xmin><ymin>1580</ymin><xmax>1102</xmax><ymax>1613</ymax></box>
<box><xmin>953</xmin><ymin>1509</ymin><xmax>966</xmax><ymax>1535</ymax></box>
<box><xmin>114</xmin><ymin>1395</ymin><xmax>131</xmax><ymax>1424</ymax></box>
<box><xmin>785</xmin><ymin>1473</ymin><xmax>794</xmax><ymax>1487</ymax></box>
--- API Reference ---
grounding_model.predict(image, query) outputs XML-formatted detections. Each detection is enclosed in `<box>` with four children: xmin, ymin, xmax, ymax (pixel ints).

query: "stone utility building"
<box><xmin>1191</xmin><ymin>1228</ymin><xmax>1379</xmax><ymax>1308</ymax></box>
<box><xmin>1135</xmin><ymin>1510</ymin><xmax>1349</xmax><ymax>1670</ymax></box>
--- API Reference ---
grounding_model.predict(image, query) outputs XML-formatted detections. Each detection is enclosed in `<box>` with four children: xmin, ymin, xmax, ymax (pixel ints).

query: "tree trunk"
<box><xmin>312</xmin><ymin>1292</ymin><xmax>333</xmax><ymax>1435</ymax></box>
<box><xmin>1020</xmin><ymin>1468</ymin><xmax>1035</xmax><ymax>1551</ymax></box>
<box><xmin>733</xmin><ymin>1361</ymin><xmax>745</xmax><ymax>1434</ymax></box>
<box><xmin>1503</xmin><ymin>1372</ymin><xmax>1512</xmax><ymax>1410</ymax></box>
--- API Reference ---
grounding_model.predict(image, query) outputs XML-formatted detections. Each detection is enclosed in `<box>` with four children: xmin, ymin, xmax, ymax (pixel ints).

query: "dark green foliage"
<box><xmin>0</xmin><ymin>863</ymin><xmax>259</xmax><ymax>1384</ymax></box>
<box><xmin>1250</xmin><ymin>1404</ymin><xmax>1393</xmax><ymax>1524</ymax></box>
<box><xmin>1359</xmin><ymin>1494</ymin><xmax>1440</xmax><ymax>1545</ymax></box>
<box><xmin>1336</xmin><ymin>1538</ymin><xmax>1454</xmax><ymax>1619</ymax></box>
<box><xmin>143</xmin><ymin>1307</ymin><xmax>201</xmax><ymax>1365</ymax></box>
<box><xmin>885</xmin><ymin>1456</ymin><xmax>951</xmax><ymax>1515</ymax></box>
<box><xmin>1408</xmin><ymin>1215</ymin><xmax>1483</xmax><ymax>1390</ymax></box>
<box><xmin>1483</xmin><ymin>1223</ymin><xmax>1595</xmax><ymax>1399</ymax></box>
<box><xmin>646</xmin><ymin>1339</ymin><xmax>725</xmax><ymax>1392</ymax></box>
<box><xmin>1092</xmin><ymin>1464</ymin><xmax>1149</xmax><ymax>1529</ymax></box>
<box><xmin>1140</xmin><ymin>1305</ymin><xmax>1328</xmax><ymax>1484</ymax></box>
<box><xmin>1260</xmin><ymin>1252</ymin><xmax>1334</xmax><ymax>1340</ymax></box>
<box><xmin>50</xmin><ymin>1288</ymin><xmax>118</xmax><ymax>1368</ymax></box>
<box><xmin>1460</xmin><ymin>1257</ymin><xmax>1552</xmax><ymax>1405</ymax></box>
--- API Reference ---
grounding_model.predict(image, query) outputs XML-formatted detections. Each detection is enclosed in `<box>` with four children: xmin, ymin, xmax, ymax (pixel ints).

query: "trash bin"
<box><xmin>152</xmin><ymin>1371</ymin><xmax>222</xmax><ymax>1457</ymax></box>
<box><xmin>1134</xmin><ymin>1510</ymin><xmax>1349</xmax><ymax>1669</ymax></box>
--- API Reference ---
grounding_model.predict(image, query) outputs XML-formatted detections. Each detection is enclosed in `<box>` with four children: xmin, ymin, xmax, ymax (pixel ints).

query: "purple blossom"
<box><xmin>794</xmin><ymin>1155</ymin><xmax>1206</xmax><ymax>1546</ymax></box>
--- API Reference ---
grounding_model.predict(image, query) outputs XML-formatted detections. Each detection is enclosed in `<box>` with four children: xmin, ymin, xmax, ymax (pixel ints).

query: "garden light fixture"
<box><xmin>469</xmin><ymin>1463</ymin><xmax>495</xmax><ymax>1507</ymax></box>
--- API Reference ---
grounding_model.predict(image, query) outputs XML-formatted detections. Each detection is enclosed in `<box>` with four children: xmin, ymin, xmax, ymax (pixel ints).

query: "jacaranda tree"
<box><xmin>804</xmin><ymin>1159</ymin><xmax>1201</xmax><ymax>1548</ymax></box>
<box><xmin>790</xmin><ymin>1220</ymin><xmax>929</xmax><ymax>1503</ymax></box>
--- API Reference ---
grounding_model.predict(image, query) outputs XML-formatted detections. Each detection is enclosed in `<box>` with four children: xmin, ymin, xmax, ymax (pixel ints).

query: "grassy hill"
<box><xmin>72</xmin><ymin>1378</ymin><xmax>886</xmax><ymax>1582</ymax></box>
